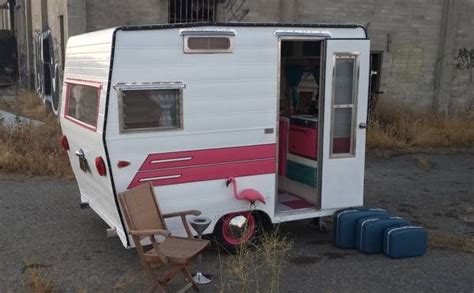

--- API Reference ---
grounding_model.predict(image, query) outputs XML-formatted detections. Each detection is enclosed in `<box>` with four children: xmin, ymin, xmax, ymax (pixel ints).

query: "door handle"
<box><xmin>75</xmin><ymin>149</ymin><xmax>85</xmax><ymax>158</ymax></box>
<box><xmin>359</xmin><ymin>122</ymin><xmax>367</xmax><ymax>129</ymax></box>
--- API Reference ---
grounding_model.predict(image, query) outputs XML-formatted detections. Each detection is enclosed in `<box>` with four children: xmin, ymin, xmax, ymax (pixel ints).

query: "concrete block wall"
<box><xmin>46</xmin><ymin>0</ymin><xmax>67</xmax><ymax>66</ymax></box>
<box><xmin>299</xmin><ymin>0</ymin><xmax>445</xmax><ymax>110</ymax></box>
<box><xmin>450</xmin><ymin>0</ymin><xmax>474</xmax><ymax>111</ymax></box>
<box><xmin>30</xmin><ymin>0</ymin><xmax>46</xmax><ymax>33</ymax></box>
<box><xmin>19</xmin><ymin>0</ymin><xmax>474</xmax><ymax>112</ymax></box>
<box><xmin>219</xmin><ymin>0</ymin><xmax>474</xmax><ymax>112</ymax></box>
<box><xmin>85</xmin><ymin>0</ymin><xmax>168</xmax><ymax>32</ymax></box>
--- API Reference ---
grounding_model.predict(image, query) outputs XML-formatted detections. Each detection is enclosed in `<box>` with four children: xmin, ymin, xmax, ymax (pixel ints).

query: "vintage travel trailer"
<box><xmin>59</xmin><ymin>23</ymin><xmax>370</xmax><ymax>249</ymax></box>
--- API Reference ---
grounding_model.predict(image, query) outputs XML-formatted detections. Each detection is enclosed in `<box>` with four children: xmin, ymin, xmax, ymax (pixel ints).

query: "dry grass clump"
<box><xmin>428</xmin><ymin>230</ymin><xmax>474</xmax><ymax>254</ymax></box>
<box><xmin>221</xmin><ymin>228</ymin><xmax>293</xmax><ymax>293</ymax></box>
<box><xmin>0</xmin><ymin>91</ymin><xmax>73</xmax><ymax>178</ymax></box>
<box><xmin>367</xmin><ymin>101</ymin><xmax>474</xmax><ymax>151</ymax></box>
<box><xmin>0</xmin><ymin>90</ymin><xmax>49</xmax><ymax>121</ymax></box>
<box><xmin>22</xmin><ymin>260</ymin><xmax>56</xmax><ymax>293</ymax></box>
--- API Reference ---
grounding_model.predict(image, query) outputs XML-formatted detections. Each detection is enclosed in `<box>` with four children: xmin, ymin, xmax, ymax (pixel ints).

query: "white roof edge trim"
<box><xmin>179</xmin><ymin>28</ymin><xmax>237</xmax><ymax>36</ymax></box>
<box><xmin>113</xmin><ymin>81</ymin><xmax>186</xmax><ymax>91</ymax></box>
<box><xmin>274</xmin><ymin>29</ymin><xmax>332</xmax><ymax>38</ymax></box>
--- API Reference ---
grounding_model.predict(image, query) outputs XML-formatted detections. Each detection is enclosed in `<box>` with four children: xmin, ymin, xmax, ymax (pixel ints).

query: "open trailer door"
<box><xmin>320</xmin><ymin>39</ymin><xmax>370</xmax><ymax>210</ymax></box>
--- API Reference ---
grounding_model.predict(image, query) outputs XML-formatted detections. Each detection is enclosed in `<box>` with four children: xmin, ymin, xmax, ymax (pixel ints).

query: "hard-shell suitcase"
<box><xmin>333</xmin><ymin>208</ymin><xmax>389</xmax><ymax>249</ymax></box>
<box><xmin>355</xmin><ymin>215</ymin><xmax>398</xmax><ymax>250</ymax></box>
<box><xmin>383</xmin><ymin>226</ymin><xmax>427</xmax><ymax>259</ymax></box>
<box><xmin>357</xmin><ymin>217</ymin><xmax>410</xmax><ymax>254</ymax></box>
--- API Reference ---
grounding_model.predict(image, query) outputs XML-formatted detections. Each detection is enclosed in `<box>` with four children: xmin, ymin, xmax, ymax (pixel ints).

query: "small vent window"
<box><xmin>184</xmin><ymin>36</ymin><xmax>234</xmax><ymax>53</ymax></box>
<box><xmin>118</xmin><ymin>86</ymin><xmax>183</xmax><ymax>133</ymax></box>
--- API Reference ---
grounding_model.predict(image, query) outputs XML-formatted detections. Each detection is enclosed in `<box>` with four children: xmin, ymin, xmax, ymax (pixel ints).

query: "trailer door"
<box><xmin>320</xmin><ymin>39</ymin><xmax>370</xmax><ymax>209</ymax></box>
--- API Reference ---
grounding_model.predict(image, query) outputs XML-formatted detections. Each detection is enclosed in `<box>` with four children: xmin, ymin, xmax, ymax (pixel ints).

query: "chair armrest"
<box><xmin>129</xmin><ymin>229</ymin><xmax>171</xmax><ymax>237</ymax></box>
<box><xmin>162</xmin><ymin>210</ymin><xmax>201</xmax><ymax>218</ymax></box>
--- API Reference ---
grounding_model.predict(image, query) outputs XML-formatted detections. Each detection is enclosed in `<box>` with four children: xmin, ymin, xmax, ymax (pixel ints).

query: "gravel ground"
<box><xmin>0</xmin><ymin>152</ymin><xmax>473</xmax><ymax>292</ymax></box>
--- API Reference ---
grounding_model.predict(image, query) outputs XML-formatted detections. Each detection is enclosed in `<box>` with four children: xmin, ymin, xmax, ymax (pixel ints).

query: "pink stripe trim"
<box><xmin>140</xmin><ymin>144</ymin><xmax>276</xmax><ymax>171</ymax></box>
<box><xmin>128</xmin><ymin>159</ymin><xmax>275</xmax><ymax>188</ymax></box>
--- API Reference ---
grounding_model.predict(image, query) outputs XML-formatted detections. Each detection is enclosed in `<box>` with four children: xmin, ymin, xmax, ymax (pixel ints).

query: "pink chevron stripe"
<box><xmin>139</xmin><ymin>144</ymin><xmax>276</xmax><ymax>171</ymax></box>
<box><xmin>128</xmin><ymin>159</ymin><xmax>276</xmax><ymax>188</ymax></box>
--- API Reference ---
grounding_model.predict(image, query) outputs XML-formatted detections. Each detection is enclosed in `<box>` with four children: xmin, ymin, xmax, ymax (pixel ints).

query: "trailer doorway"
<box><xmin>276</xmin><ymin>39</ymin><xmax>323</xmax><ymax>214</ymax></box>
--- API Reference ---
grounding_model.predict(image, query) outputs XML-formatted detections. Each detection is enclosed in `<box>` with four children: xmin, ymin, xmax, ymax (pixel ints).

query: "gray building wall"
<box><xmin>450</xmin><ymin>0</ymin><xmax>474</xmax><ymax>111</ymax></box>
<box><xmin>85</xmin><ymin>0</ymin><xmax>168</xmax><ymax>31</ymax></box>
<box><xmin>227</xmin><ymin>0</ymin><xmax>474</xmax><ymax>113</ymax></box>
<box><xmin>14</xmin><ymin>0</ymin><xmax>474</xmax><ymax>113</ymax></box>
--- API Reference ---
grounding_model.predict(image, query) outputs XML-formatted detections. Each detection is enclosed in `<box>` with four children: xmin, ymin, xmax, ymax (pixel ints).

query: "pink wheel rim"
<box><xmin>222</xmin><ymin>212</ymin><xmax>256</xmax><ymax>246</ymax></box>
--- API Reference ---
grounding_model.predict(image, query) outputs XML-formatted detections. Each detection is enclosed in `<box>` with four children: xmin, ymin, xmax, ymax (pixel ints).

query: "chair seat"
<box><xmin>145</xmin><ymin>237</ymin><xmax>209</xmax><ymax>264</ymax></box>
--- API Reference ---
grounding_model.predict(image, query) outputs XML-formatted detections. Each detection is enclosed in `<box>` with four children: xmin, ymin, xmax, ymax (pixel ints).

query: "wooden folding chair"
<box><xmin>118</xmin><ymin>183</ymin><xmax>210</xmax><ymax>292</ymax></box>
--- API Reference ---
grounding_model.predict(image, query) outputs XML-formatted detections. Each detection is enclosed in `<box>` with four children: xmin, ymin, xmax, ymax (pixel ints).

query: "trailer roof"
<box><xmin>119</xmin><ymin>22</ymin><xmax>368</xmax><ymax>38</ymax></box>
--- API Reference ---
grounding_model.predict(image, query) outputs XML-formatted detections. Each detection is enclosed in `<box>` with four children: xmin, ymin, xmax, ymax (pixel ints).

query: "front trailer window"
<box><xmin>65</xmin><ymin>83</ymin><xmax>100</xmax><ymax>129</ymax></box>
<box><xmin>119</xmin><ymin>88</ymin><xmax>182</xmax><ymax>132</ymax></box>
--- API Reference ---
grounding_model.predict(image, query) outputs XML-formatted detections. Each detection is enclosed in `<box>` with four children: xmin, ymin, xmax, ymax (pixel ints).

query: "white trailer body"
<box><xmin>60</xmin><ymin>23</ymin><xmax>370</xmax><ymax>248</ymax></box>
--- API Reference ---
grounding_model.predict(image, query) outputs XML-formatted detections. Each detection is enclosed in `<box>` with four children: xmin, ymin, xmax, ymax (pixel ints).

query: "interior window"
<box><xmin>120</xmin><ymin>88</ymin><xmax>182</xmax><ymax>132</ymax></box>
<box><xmin>65</xmin><ymin>83</ymin><xmax>99</xmax><ymax>128</ymax></box>
<box><xmin>184</xmin><ymin>36</ymin><xmax>233</xmax><ymax>53</ymax></box>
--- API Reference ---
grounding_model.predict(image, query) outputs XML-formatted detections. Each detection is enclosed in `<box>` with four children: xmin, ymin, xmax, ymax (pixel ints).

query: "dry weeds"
<box><xmin>0</xmin><ymin>91</ymin><xmax>73</xmax><ymax>178</ymax></box>
<box><xmin>221</xmin><ymin>228</ymin><xmax>293</xmax><ymax>293</ymax></box>
<box><xmin>0</xmin><ymin>90</ymin><xmax>49</xmax><ymax>121</ymax></box>
<box><xmin>428</xmin><ymin>230</ymin><xmax>474</xmax><ymax>254</ymax></box>
<box><xmin>23</xmin><ymin>260</ymin><xmax>56</xmax><ymax>293</ymax></box>
<box><xmin>367</xmin><ymin>101</ymin><xmax>474</xmax><ymax>151</ymax></box>
<box><xmin>414</xmin><ymin>156</ymin><xmax>431</xmax><ymax>170</ymax></box>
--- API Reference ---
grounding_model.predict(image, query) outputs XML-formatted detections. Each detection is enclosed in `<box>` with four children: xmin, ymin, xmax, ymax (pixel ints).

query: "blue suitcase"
<box><xmin>355</xmin><ymin>215</ymin><xmax>399</xmax><ymax>250</ymax></box>
<box><xmin>357</xmin><ymin>217</ymin><xmax>410</xmax><ymax>254</ymax></box>
<box><xmin>383</xmin><ymin>226</ymin><xmax>428</xmax><ymax>259</ymax></box>
<box><xmin>333</xmin><ymin>208</ymin><xmax>390</xmax><ymax>249</ymax></box>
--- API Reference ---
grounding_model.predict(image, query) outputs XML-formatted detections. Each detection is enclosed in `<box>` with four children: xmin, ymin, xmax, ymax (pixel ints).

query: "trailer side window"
<box><xmin>119</xmin><ymin>88</ymin><xmax>182</xmax><ymax>132</ymax></box>
<box><xmin>65</xmin><ymin>83</ymin><xmax>100</xmax><ymax>130</ymax></box>
<box><xmin>330</xmin><ymin>54</ymin><xmax>358</xmax><ymax>157</ymax></box>
<box><xmin>184</xmin><ymin>36</ymin><xmax>233</xmax><ymax>53</ymax></box>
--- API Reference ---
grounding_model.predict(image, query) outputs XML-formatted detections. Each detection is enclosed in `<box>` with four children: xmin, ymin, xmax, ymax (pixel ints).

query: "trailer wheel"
<box><xmin>214</xmin><ymin>211</ymin><xmax>268</xmax><ymax>252</ymax></box>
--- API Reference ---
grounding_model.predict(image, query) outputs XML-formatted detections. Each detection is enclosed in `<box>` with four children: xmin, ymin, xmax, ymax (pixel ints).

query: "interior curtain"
<box><xmin>150</xmin><ymin>90</ymin><xmax>175</xmax><ymax>127</ymax></box>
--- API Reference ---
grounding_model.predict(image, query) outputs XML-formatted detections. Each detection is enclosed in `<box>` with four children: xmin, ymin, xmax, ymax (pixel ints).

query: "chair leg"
<box><xmin>181</xmin><ymin>267</ymin><xmax>200</xmax><ymax>292</ymax></box>
<box><xmin>141</xmin><ymin>262</ymin><xmax>165</xmax><ymax>292</ymax></box>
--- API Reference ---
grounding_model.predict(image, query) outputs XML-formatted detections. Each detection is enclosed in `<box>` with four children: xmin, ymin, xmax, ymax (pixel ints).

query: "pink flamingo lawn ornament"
<box><xmin>226</xmin><ymin>177</ymin><xmax>266</xmax><ymax>205</ymax></box>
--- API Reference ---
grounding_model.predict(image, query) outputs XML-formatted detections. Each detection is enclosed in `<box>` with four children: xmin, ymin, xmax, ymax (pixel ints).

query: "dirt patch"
<box><xmin>321</xmin><ymin>252</ymin><xmax>355</xmax><ymax>260</ymax></box>
<box><xmin>290</xmin><ymin>256</ymin><xmax>322</xmax><ymax>265</ymax></box>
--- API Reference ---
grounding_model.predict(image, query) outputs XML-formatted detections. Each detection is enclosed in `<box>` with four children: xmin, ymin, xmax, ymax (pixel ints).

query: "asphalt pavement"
<box><xmin>1</xmin><ymin>153</ymin><xmax>473</xmax><ymax>292</ymax></box>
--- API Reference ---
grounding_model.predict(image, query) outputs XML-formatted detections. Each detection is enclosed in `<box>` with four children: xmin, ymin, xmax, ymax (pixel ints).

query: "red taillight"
<box><xmin>117</xmin><ymin>161</ymin><xmax>131</xmax><ymax>168</ymax></box>
<box><xmin>95</xmin><ymin>156</ymin><xmax>106</xmax><ymax>176</ymax></box>
<box><xmin>60</xmin><ymin>135</ymin><xmax>69</xmax><ymax>151</ymax></box>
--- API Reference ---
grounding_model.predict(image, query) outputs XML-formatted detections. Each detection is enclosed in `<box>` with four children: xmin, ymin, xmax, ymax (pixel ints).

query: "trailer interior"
<box><xmin>277</xmin><ymin>39</ymin><xmax>323</xmax><ymax>214</ymax></box>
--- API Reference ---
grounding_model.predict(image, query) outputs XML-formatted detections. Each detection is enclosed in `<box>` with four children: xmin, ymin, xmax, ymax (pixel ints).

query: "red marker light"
<box><xmin>117</xmin><ymin>161</ymin><xmax>131</xmax><ymax>168</ymax></box>
<box><xmin>95</xmin><ymin>156</ymin><xmax>106</xmax><ymax>176</ymax></box>
<box><xmin>60</xmin><ymin>135</ymin><xmax>69</xmax><ymax>151</ymax></box>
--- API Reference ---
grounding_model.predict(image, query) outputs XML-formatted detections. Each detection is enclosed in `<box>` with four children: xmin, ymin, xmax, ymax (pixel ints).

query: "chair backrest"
<box><xmin>118</xmin><ymin>183</ymin><xmax>167</xmax><ymax>236</ymax></box>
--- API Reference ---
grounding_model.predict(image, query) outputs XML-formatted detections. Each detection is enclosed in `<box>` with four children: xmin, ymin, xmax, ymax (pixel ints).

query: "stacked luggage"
<box><xmin>333</xmin><ymin>208</ymin><xmax>427</xmax><ymax>259</ymax></box>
